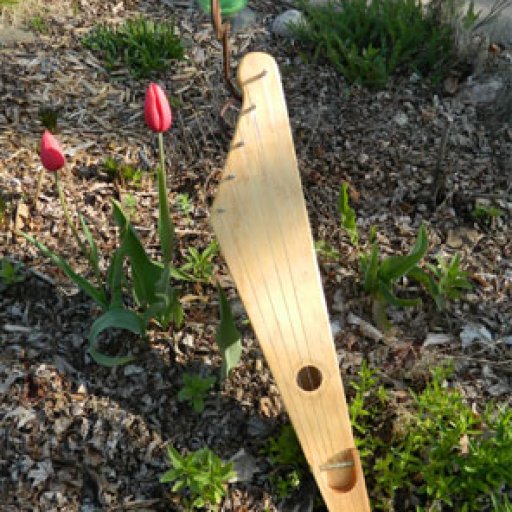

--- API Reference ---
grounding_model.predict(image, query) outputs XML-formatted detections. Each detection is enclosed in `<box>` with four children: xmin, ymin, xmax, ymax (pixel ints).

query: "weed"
<box><xmin>160</xmin><ymin>446</ymin><xmax>235</xmax><ymax>510</ymax></box>
<box><xmin>38</xmin><ymin>106</ymin><xmax>60</xmax><ymax>132</ymax></box>
<box><xmin>83</xmin><ymin>17</ymin><xmax>184</xmax><ymax>78</ymax></box>
<box><xmin>178</xmin><ymin>373</ymin><xmax>216</xmax><ymax>414</ymax></box>
<box><xmin>103</xmin><ymin>157</ymin><xmax>144</xmax><ymax>187</ymax></box>
<box><xmin>122</xmin><ymin>194</ymin><xmax>137</xmax><ymax>220</ymax></box>
<box><xmin>262</xmin><ymin>424</ymin><xmax>308</xmax><ymax>499</ymax></box>
<box><xmin>172</xmin><ymin>240</ymin><xmax>219</xmax><ymax>283</ymax></box>
<box><xmin>472</xmin><ymin>204</ymin><xmax>505</xmax><ymax>227</ymax></box>
<box><xmin>349</xmin><ymin>363</ymin><xmax>512</xmax><ymax>511</ymax></box>
<box><xmin>28</xmin><ymin>15</ymin><xmax>48</xmax><ymax>33</ymax></box>
<box><xmin>359</xmin><ymin>224</ymin><xmax>428</xmax><ymax>329</ymax></box>
<box><xmin>0</xmin><ymin>258</ymin><xmax>25</xmax><ymax>290</ymax></box>
<box><xmin>410</xmin><ymin>252</ymin><xmax>472</xmax><ymax>310</ymax></box>
<box><xmin>292</xmin><ymin>0</ymin><xmax>462</xmax><ymax>88</ymax></box>
<box><xmin>339</xmin><ymin>183</ymin><xmax>359</xmax><ymax>246</ymax></box>
<box><xmin>0</xmin><ymin>0</ymin><xmax>18</xmax><ymax>7</ymax></box>
<box><xmin>315</xmin><ymin>239</ymin><xmax>340</xmax><ymax>261</ymax></box>
<box><xmin>176</xmin><ymin>193</ymin><xmax>193</xmax><ymax>220</ymax></box>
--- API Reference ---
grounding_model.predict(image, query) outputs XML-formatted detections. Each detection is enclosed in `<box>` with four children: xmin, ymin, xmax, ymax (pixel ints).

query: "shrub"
<box><xmin>293</xmin><ymin>0</ymin><xmax>459</xmax><ymax>88</ymax></box>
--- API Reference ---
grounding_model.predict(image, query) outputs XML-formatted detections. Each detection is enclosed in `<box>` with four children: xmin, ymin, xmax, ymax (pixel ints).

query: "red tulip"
<box><xmin>144</xmin><ymin>83</ymin><xmax>172</xmax><ymax>133</ymax></box>
<box><xmin>40</xmin><ymin>130</ymin><xmax>65</xmax><ymax>172</ymax></box>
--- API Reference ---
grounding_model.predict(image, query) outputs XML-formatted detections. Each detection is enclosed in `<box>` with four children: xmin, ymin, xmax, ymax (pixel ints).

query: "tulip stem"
<box><xmin>33</xmin><ymin>168</ymin><xmax>46</xmax><ymax>208</ymax></box>
<box><xmin>55</xmin><ymin>172</ymin><xmax>87</xmax><ymax>259</ymax></box>
<box><xmin>157</xmin><ymin>132</ymin><xmax>175</xmax><ymax>267</ymax></box>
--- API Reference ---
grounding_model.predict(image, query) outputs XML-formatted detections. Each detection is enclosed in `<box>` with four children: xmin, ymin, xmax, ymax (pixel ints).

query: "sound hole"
<box><xmin>296</xmin><ymin>365</ymin><xmax>322</xmax><ymax>392</ymax></box>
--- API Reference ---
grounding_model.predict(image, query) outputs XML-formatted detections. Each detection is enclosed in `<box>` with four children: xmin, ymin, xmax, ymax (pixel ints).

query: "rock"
<box><xmin>460</xmin><ymin>323</ymin><xmax>493</xmax><ymax>348</ymax></box>
<box><xmin>459</xmin><ymin>77</ymin><xmax>504</xmax><ymax>104</ymax></box>
<box><xmin>272</xmin><ymin>10</ymin><xmax>305</xmax><ymax>38</ymax></box>
<box><xmin>393</xmin><ymin>111</ymin><xmax>409</xmax><ymax>127</ymax></box>
<box><xmin>228</xmin><ymin>448</ymin><xmax>259</xmax><ymax>483</ymax></box>
<box><xmin>330</xmin><ymin>318</ymin><xmax>342</xmax><ymax>338</ymax></box>
<box><xmin>231</xmin><ymin>7</ymin><xmax>257</xmax><ymax>33</ymax></box>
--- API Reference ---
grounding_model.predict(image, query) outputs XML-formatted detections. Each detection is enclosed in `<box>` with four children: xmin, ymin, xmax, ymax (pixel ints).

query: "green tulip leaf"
<box><xmin>20</xmin><ymin>232</ymin><xmax>108</xmax><ymax>309</ymax></box>
<box><xmin>216</xmin><ymin>285</ymin><xmax>242</xmax><ymax>380</ymax></box>
<box><xmin>88</xmin><ymin>307</ymin><xmax>143</xmax><ymax>367</ymax></box>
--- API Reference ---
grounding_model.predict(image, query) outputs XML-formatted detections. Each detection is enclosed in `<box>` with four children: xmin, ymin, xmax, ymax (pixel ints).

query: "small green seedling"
<box><xmin>28</xmin><ymin>15</ymin><xmax>49</xmax><ymax>33</ymax></box>
<box><xmin>83</xmin><ymin>17</ymin><xmax>184</xmax><ymax>78</ymax></box>
<box><xmin>410</xmin><ymin>253</ymin><xmax>472</xmax><ymax>310</ymax></box>
<box><xmin>262</xmin><ymin>424</ymin><xmax>308</xmax><ymax>500</ymax></box>
<box><xmin>472</xmin><ymin>204</ymin><xmax>504</xmax><ymax>225</ymax></box>
<box><xmin>360</xmin><ymin>224</ymin><xmax>428</xmax><ymax>329</ymax></box>
<box><xmin>0</xmin><ymin>258</ymin><xmax>25</xmax><ymax>289</ymax></box>
<box><xmin>103</xmin><ymin>157</ymin><xmax>144</xmax><ymax>187</ymax></box>
<box><xmin>338</xmin><ymin>182</ymin><xmax>359</xmax><ymax>246</ymax></box>
<box><xmin>315</xmin><ymin>239</ymin><xmax>340</xmax><ymax>261</ymax></box>
<box><xmin>172</xmin><ymin>240</ymin><xmax>219</xmax><ymax>283</ymax></box>
<box><xmin>122</xmin><ymin>194</ymin><xmax>138</xmax><ymax>220</ymax></box>
<box><xmin>176</xmin><ymin>193</ymin><xmax>193</xmax><ymax>219</ymax></box>
<box><xmin>178</xmin><ymin>373</ymin><xmax>216</xmax><ymax>414</ymax></box>
<box><xmin>160</xmin><ymin>446</ymin><xmax>235</xmax><ymax>510</ymax></box>
<box><xmin>38</xmin><ymin>106</ymin><xmax>61</xmax><ymax>132</ymax></box>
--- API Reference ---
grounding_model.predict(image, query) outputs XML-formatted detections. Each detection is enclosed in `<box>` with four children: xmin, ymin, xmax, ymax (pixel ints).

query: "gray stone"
<box><xmin>228</xmin><ymin>448</ymin><xmax>259</xmax><ymax>483</ymax></box>
<box><xmin>230</xmin><ymin>7</ymin><xmax>257</xmax><ymax>33</ymax></box>
<box><xmin>393</xmin><ymin>111</ymin><xmax>409</xmax><ymax>127</ymax></box>
<box><xmin>272</xmin><ymin>10</ymin><xmax>305</xmax><ymax>38</ymax></box>
<box><xmin>459</xmin><ymin>76</ymin><xmax>504</xmax><ymax>104</ymax></box>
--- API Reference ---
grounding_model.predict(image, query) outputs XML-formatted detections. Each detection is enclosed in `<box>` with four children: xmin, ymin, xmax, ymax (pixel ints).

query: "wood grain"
<box><xmin>211</xmin><ymin>52</ymin><xmax>371</xmax><ymax>511</ymax></box>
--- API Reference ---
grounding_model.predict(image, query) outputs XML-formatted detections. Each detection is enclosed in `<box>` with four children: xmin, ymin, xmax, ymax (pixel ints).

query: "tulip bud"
<box><xmin>40</xmin><ymin>130</ymin><xmax>65</xmax><ymax>172</ymax></box>
<box><xmin>144</xmin><ymin>83</ymin><xmax>172</xmax><ymax>133</ymax></box>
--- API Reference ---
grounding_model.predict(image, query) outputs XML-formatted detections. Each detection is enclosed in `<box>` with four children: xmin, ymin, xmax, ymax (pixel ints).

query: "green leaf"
<box><xmin>20</xmin><ymin>232</ymin><xmax>108</xmax><ymax>309</ymax></box>
<box><xmin>79</xmin><ymin>214</ymin><xmax>101</xmax><ymax>278</ymax></box>
<box><xmin>379</xmin><ymin>281</ymin><xmax>421</xmax><ymax>308</ymax></box>
<box><xmin>379</xmin><ymin>224</ymin><xmax>428</xmax><ymax>282</ymax></box>
<box><xmin>362</xmin><ymin>243</ymin><xmax>380</xmax><ymax>294</ymax></box>
<box><xmin>87</xmin><ymin>307</ymin><xmax>143</xmax><ymax>366</ymax></box>
<box><xmin>106</xmin><ymin>246</ymin><xmax>126</xmax><ymax>308</ymax></box>
<box><xmin>216</xmin><ymin>285</ymin><xmax>242</xmax><ymax>380</ymax></box>
<box><xmin>112</xmin><ymin>200</ymin><xmax>163</xmax><ymax>306</ymax></box>
<box><xmin>338</xmin><ymin>182</ymin><xmax>359</xmax><ymax>246</ymax></box>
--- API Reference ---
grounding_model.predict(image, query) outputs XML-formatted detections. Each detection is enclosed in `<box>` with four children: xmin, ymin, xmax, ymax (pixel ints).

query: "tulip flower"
<box><xmin>144</xmin><ymin>83</ymin><xmax>175</xmax><ymax>268</ymax></box>
<box><xmin>144</xmin><ymin>83</ymin><xmax>172</xmax><ymax>133</ymax></box>
<box><xmin>40</xmin><ymin>129</ymin><xmax>66</xmax><ymax>171</ymax></box>
<box><xmin>36</xmin><ymin>130</ymin><xmax>89</xmax><ymax>262</ymax></box>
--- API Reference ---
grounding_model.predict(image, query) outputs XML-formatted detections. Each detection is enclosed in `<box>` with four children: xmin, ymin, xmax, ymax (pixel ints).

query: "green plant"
<box><xmin>38</xmin><ymin>106</ymin><xmax>61</xmax><ymax>133</ymax></box>
<box><xmin>0</xmin><ymin>0</ymin><xmax>18</xmax><ymax>7</ymax></box>
<box><xmin>292</xmin><ymin>0</ymin><xmax>461</xmax><ymax>88</ymax></box>
<box><xmin>315</xmin><ymin>239</ymin><xmax>340</xmax><ymax>261</ymax></box>
<box><xmin>172</xmin><ymin>241</ymin><xmax>219</xmax><ymax>283</ymax></box>
<box><xmin>472</xmin><ymin>204</ymin><xmax>505</xmax><ymax>223</ymax></box>
<box><xmin>262</xmin><ymin>424</ymin><xmax>308</xmax><ymax>499</ymax></box>
<box><xmin>122</xmin><ymin>193</ymin><xmax>138</xmax><ymax>220</ymax></box>
<box><xmin>28</xmin><ymin>15</ymin><xmax>48</xmax><ymax>33</ymax></box>
<box><xmin>360</xmin><ymin>223</ymin><xmax>428</xmax><ymax>329</ymax></box>
<box><xmin>176</xmin><ymin>193</ymin><xmax>193</xmax><ymax>219</ymax></box>
<box><xmin>215</xmin><ymin>284</ymin><xmax>242</xmax><ymax>380</ymax></box>
<box><xmin>0</xmin><ymin>258</ymin><xmax>25</xmax><ymax>290</ymax></box>
<box><xmin>348</xmin><ymin>363</ymin><xmax>512</xmax><ymax>511</ymax></box>
<box><xmin>410</xmin><ymin>252</ymin><xmax>472</xmax><ymax>310</ymax></box>
<box><xmin>103</xmin><ymin>157</ymin><xmax>144</xmax><ymax>187</ymax></box>
<box><xmin>178</xmin><ymin>373</ymin><xmax>216</xmax><ymax>414</ymax></box>
<box><xmin>83</xmin><ymin>17</ymin><xmax>184</xmax><ymax>78</ymax></box>
<box><xmin>338</xmin><ymin>182</ymin><xmax>359</xmax><ymax>246</ymax></box>
<box><xmin>160</xmin><ymin>446</ymin><xmax>235</xmax><ymax>510</ymax></box>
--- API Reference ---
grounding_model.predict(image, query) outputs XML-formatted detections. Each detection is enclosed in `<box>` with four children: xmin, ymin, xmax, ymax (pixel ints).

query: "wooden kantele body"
<box><xmin>211</xmin><ymin>52</ymin><xmax>371</xmax><ymax>511</ymax></box>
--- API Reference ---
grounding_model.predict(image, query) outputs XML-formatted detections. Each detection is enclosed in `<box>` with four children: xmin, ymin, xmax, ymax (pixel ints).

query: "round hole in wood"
<box><xmin>296</xmin><ymin>365</ymin><xmax>322</xmax><ymax>392</ymax></box>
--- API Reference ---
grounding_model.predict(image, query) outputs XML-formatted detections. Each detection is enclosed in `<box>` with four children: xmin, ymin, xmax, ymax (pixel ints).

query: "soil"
<box><xmin>0</xmin><ymin>0</ymin><xmax>511</xmax><ymax>511</ymax></box>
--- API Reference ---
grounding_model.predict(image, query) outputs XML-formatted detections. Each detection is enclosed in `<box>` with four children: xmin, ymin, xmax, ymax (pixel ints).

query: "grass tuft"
<box><xmin>83</xmin><ymin>17</ymin><xmax>184</xmax><ymax>78</ymax></box>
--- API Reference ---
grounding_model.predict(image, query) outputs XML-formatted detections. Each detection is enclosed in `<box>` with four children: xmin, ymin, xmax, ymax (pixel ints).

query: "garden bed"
<box><xmin>1</xmin><ymin>0</ymin><xmax>511</xmax><ymax>510</ymax></box>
